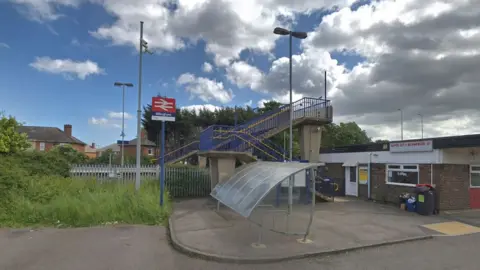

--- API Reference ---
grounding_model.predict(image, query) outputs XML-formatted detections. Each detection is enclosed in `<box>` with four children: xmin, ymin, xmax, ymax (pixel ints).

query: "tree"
<box><xmin>0</xmin><ymin>113</ymin><xmax>30</xmax><ymax>154</ymax></box>
<box><xmin>47</xmin><ymin>144</ymin><xmax>88</xmax><ymax>164</ymax></box>
<box><xmin>321</xmin><ymin>122</ymin><xmax>371</xmax><ymax>147</ymax></box>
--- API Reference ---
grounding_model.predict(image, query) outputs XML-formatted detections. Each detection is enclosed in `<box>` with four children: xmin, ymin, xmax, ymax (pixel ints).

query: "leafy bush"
<box><xmin>0</xmin><ymin>113</ymin><xmax>30</xmax><ymax>154</ymax></box>
<box><xmin>0</xmin><ymin>151</ymin><xmax>70</xmax><ymax>177</ymax></box>
<box><xmin>48</xmin><ymin>144</ymin><xmax>88</xmax><ymax>165</ymax></box>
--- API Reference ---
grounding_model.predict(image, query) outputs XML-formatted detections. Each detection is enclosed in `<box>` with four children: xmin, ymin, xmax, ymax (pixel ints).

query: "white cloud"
<box><xmin>299</xmin><ymin>0</ymin><xmax>480</xmax><ymax>140</ymax></box>
<box><xmin>13</xmin><ymin>0</ymin><xmax>351</xmax><ymax>67</ymax></box>
<box><xmin>89</xmin><ymin>116</ymin><xmax>123</xmax><ymax>129</ymax></box>
<box><xmin>244</xmin><ymin>100</ymin><xmax>253</xmax><ymax>107</ymax></box>
<box><xmin>226</xmin><ymin>61</ymin><xmax>264</xmax><ymax>90</ymax></box>
<box><xmin>0</xmin><ymin>43</ymin><xmax>9</xmax><ymax>49</ymax></box>
<box><xmin>71</xmin><ymin>38</ymin><xmax>80</xmax><ymax>46</ymax></box>
<box><xmin>13</xmin><ymin>0</ymin><xmax>480</xmax><ymax>140</ymax></box>
<box><xmin>181</xmin><ymin>104</ymin><xmax>221</xmax><ymax>114</ymax></box>
<box><xmin>177</xmin><ymin>73</ymin><xmax>233</xmax><ymax>104</ymax></box>
<box><xmin>257</xmin><ymin>99</ymin><xmax>268</xmax><ymax>108</ymax></box>
<box><xmin>9</xmin><ymin>0</ymin><xmax>83</xmax><ymax>22</ymax></box>
<box><xmin>30</xmin><ymin>57</ymin><xmax>105</xmax><ymax>79</ymax></box>
<box><xmin>202</xmin><ymin>62</ymin><xmax>213</xmax><ymax>73</ymax></box>
<box><xmin>108</xmin><ymin>111</ymin><xmax>133</xmax><ymax>119</ymax></box>
<box><xmin>88</xmin><ymin>117</ymin><xmax>108</xmax><ymax>125</ymax></box>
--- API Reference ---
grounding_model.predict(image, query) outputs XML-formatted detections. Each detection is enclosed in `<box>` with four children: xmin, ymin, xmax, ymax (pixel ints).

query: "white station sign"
<box><xmin>389</xmin><ymin>140</ymin><xmax>433</xmax><ymax>153</ymax></box>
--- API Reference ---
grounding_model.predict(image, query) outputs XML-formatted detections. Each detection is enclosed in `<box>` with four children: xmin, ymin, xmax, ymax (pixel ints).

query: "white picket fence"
<box><xmin>70</xmin><ymin>164</ymin><xmax>159</xmax><ymax>182</ymax></box>
<box><xmin>70</xmin><ymin>164</ymin><xmax>212</xmax><ymax>197</ymax></box>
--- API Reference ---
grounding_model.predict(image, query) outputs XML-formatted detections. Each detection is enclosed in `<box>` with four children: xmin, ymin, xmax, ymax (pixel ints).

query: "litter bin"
<box><xmin>415</xmin><ymin>184</ymin><xmax>436</xmax><ymax>216</ymax></box>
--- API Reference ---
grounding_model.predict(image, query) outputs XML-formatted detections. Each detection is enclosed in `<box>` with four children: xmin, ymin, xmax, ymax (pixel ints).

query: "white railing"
<box><xmin>70</xmin><ymin>164</ymin><xmax>159</xmax><ymax>182</ymax></box>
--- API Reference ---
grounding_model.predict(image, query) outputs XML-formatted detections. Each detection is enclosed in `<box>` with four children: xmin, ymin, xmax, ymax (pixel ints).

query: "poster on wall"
<box><xmin>359</xmin><ymin>166</ymin><xmax>368</xmax><ymax>185</ymax></box>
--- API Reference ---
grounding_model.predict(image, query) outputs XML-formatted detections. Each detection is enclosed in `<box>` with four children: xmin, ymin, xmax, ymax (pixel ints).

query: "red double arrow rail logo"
<box><xmin>152</xmin><ymin>97</ymin><xmax>176</xmax><ymax>113</ymax></box>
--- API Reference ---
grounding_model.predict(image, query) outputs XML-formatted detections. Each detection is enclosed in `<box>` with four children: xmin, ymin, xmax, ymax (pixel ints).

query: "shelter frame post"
<box><xmin>303</xmin><ymin>167</ymin><xmax>316</xmax><ymax>242</ymax></box>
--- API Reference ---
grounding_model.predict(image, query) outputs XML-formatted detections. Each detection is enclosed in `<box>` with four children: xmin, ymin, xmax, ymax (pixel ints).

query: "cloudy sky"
<box><xmin>1</xmin><ymin>0</ymin><xmax>479</xmax><ymax>146</ymax></box>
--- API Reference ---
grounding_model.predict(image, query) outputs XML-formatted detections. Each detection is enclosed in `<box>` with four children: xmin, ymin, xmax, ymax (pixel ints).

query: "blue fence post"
<box><xmin>160</xmin><ymin>120</ymin><xmax>166</xmax><ymax>206</ymax></box>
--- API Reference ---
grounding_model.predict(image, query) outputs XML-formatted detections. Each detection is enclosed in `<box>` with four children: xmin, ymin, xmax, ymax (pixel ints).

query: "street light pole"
<box><xmin>418</xmin><ymin>113</ymin><xmax>424</xmax><ymax>139</ymax></box>
<box><xmin>289</xmin><ymin>33</ymin><xmax>293</xmax><ymax>163</ymax></box>
<box><xmin>398</xmin><ymin>109</ymin><xmax>403</xmax><ymax>140</ymax></box>
<box><xmin>135</xmin><ymin>21</ymin><xmax>153</xmax><ymax>191</ymax></box>
<box><xmin>273</xmin><ymin>27</ymin><xmax>307</xmax><ymax>217</ymax></box>
<box><xmin>135</xmin><ymin>21</ymin><xmax>144</xmax><ymax>191</ymax></box>
<box><xmin>121</xmin><ymin>84</ymin><xmax>125</xmax><ymax>166</ymax></box>
<box><xmin>114</xmin><ymin>82</ymin><xmax>134</xmax><ymax>167</ymax></box>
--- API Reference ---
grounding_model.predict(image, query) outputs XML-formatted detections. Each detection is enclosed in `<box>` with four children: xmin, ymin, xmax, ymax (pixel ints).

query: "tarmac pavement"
<box><xmin>0</xmin><ymin>225</ymin><xmax>479</xmax><ymax>270</ymax></box>
<box><xmin>169</xmin><ymin>198</ymin><xmax>447</xmax><ymax>262</ymax></box>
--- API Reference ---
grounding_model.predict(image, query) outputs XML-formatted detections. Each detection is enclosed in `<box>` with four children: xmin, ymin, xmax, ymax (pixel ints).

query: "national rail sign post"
<box><xmin>151</xmin><ymin>96</ymin><xmax>176</xmax><ymax>206</ymax></box>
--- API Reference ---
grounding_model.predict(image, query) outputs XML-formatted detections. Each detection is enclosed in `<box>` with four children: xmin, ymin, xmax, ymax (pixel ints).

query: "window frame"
<box><xmin>147</xmin><ymin>148</ymin><xmax>154</xmax><ymax>156</ymax></box>
<box><xmin>39</xmin><ymin>142</ymin><xmax>45</xmax><ymax>151</ymax></box>
<box><xmin>386</xmin><ymin>164</ymin><xmax>419</xmax><ymax>187</ymax></box>
<box><xmin>470</xmin><ymin>165</ymin><xmax>480</xmax><ymax>188</ymax></box>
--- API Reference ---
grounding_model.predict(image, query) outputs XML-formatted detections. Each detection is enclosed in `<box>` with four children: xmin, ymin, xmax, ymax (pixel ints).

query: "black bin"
<box><xmin>415</xmin><ymin>185</ymin><xmax>436</xmax><ymax>216</ymax></box>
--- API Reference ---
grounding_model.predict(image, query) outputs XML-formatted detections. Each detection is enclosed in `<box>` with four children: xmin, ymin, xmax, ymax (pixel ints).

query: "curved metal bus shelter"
<box><xmin>211</xmin><ymin>161</ymin><xmax>323</xmax><ymax>242</ymax></box>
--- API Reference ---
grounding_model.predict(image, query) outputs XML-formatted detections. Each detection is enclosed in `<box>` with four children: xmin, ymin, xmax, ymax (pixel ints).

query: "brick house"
<box><xmin>319</xmin><ymin>134</ymin><xmax>480</xmax><ymax>211</ymax></box>
<box><xmin>18</xmin><ymin>124</ymin><xmax>86</xmax><ymax>152</ymax></box>
<box><xmin>96</xmin><ymin>129</ymin><xmax>159</xmax><ymax>158</ymax></box>
<box><xmin>84</xmin><ymin>143</ymin><xmax>97</xmax><ymax>159</ymax></box>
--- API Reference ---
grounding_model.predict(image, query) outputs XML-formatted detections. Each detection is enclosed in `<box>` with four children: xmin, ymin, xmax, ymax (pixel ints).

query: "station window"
<box><xmin>470</xmin><ymin>165</ymin><xmax>480</xmax><ymax>188</ymax></box>
<box><xmin>386</xmin><ymin>164</ymin><xmax>419</xmax><ymax>186</ymax></box>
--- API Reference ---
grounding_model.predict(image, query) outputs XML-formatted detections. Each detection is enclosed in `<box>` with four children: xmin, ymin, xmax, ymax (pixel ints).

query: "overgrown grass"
<box><xmin>1</xmin><ymin>177</ymin><xmax>170</xmax><ymax>228</ymax></box>
<box><xmin>0</xmin><ymin>152</ymin><xmax>171</xmax><ymax>228</ymax></box>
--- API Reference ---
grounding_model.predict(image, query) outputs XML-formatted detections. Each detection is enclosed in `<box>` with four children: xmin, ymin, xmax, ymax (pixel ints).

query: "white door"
<box><xmin>345</xmin><ymin>166</ymin><xmax>358</xmax><ymax>196</ymax></box>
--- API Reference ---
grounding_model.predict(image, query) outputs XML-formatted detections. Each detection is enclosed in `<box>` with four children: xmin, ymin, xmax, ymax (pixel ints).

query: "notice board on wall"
<box><xmin>358</xmin><ymin>166</ymin><xmax>368</xmax><ymax>185</ymax></box>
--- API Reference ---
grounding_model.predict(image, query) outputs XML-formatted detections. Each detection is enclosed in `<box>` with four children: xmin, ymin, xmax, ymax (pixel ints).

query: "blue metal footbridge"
<box><xmin>163</xmin><ymin>97</ymin><xmax>333</xmax><ymax>164</ymax></box>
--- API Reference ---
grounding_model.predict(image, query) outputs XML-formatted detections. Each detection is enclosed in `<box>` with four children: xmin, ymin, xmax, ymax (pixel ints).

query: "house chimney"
<box><xmin>91</xmin><ymin>142</ymin><xmax>96</xmax><ymax>149</ymax></box>
<box><xmin>141</xmin><ymin>129</ymin><xmax>146</xmax><ymax>139</ymax></box>
<box><xmin>64</xmin><ymin>124</ymin><xmax>72</xmax><ymax>137</ymax></box>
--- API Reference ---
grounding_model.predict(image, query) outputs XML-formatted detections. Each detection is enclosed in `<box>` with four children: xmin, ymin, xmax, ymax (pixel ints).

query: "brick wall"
<box><xmin>322</xmin><ymin>162</ymin><xmax>472</xmax><ymax>211</ymax></box>
<box><xmin>123</xmin><ymin>145</ymin><xmax>159</xmax><ymax>158</ymax></box>
<box><xmin>370</xmin><ymin>164</ymin><xmax>431</xmax><ymax>204</ymax></box>
<box><xmin>433</xmin><ymin>164</ymin><xmax>470</xmax><ymax>210</ymax></box>
<box><xmin>33</xmin><ymin>141</ymin><xmax>85</xmax><ymax>153</ymax></box>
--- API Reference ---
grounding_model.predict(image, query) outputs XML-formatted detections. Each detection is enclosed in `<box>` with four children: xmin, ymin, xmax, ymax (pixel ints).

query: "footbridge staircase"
<box><xmin>162</xmin><ymin>97</ymin><xmax>333</xmax><ymax>164</ymax></box>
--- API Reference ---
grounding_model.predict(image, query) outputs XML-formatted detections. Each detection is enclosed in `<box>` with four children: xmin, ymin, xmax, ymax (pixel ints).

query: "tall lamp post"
<box><xmin>418</xmin><ymin>113</ymin><xmax>424</xmax><ymax>139</ymax></box>
<box><xmin>273</xmin><ymin>27</ymin><xmax>307</xmax><ymax>217</ymax></box>
<box><xmin>114</xmin><ymin>82</ymin><xmax>134</xmax><ymax>166</ymax></box>
<box><xmin>135</xmin><ymin>21</ymin><xmax>154</xmax><ymax>191</ymax></box>
<box><xmin>398</xmin><ymin>109</ymin><xmax>403</xmax><ymax>140</ymax></box>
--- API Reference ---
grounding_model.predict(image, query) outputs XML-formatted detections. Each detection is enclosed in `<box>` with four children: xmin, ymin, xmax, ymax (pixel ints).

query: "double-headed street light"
<box><xmin>273</xmin><ymin>27</ymin><xmax>307</xmax><ymax>163</ymax></box>
<box><xmin>273</xmin><ymin>27</ymin><xmax>307</xmax><ymax>216</ymax></box>
<box><xmin>114</xmin><ymin>82</ymin><xmax>134</xmax><ymax>167</ymax></box>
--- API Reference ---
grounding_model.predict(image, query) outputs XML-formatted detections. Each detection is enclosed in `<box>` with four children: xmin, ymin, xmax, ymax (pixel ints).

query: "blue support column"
<box><xmin>160</xmin><ymin>120</ymin><xmax>166</xmax><ymax>206</ymax></box>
